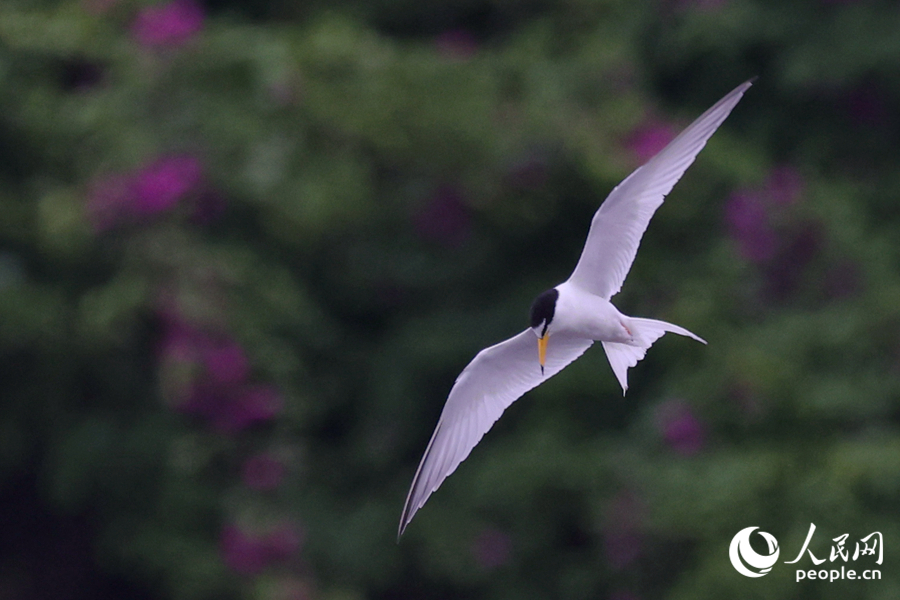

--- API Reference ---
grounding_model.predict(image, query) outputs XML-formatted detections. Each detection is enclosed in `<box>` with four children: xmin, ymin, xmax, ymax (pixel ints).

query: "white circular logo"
<box><xmin>729</xmin><ymin>526</ymin><xmax>780</xmax><ymax>577</ymax></box>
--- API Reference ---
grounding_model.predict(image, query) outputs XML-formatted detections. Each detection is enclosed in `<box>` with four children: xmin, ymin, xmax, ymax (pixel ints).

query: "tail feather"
<box><xmin>602</xmin><ymin>317</ymin><xmax>706</xmax><ymax>394</ymax></box>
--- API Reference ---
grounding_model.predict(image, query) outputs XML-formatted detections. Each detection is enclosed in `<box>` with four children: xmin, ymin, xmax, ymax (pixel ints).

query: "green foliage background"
<box><xmin>1</xmin><ymin>1</ymin><xmax>899</xmax><ymax>599</ymax></box>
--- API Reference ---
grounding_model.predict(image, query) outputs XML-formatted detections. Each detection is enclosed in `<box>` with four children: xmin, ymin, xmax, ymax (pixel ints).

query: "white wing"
<box><xmin>399</xmin><ymin>330</ymin><xmax>593</xmax><ymax>537</ymax></box>
<box><xmin>567</xmin><ymin>80</ymin><xmax>753</xmax><ymax>299</ymax></box>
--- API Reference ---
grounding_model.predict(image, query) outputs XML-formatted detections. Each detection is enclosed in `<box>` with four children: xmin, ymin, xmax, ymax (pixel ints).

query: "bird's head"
<box><xmin>529</xmin><ymin>288</ymin><xmax>559</xmax><ymax>374</ymax></box>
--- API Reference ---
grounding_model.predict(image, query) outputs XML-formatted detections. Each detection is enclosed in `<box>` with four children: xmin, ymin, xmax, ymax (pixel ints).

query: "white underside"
<box><xmin>553</xmin><ymin>280</ymin><xmax>706</xmax><ymax>392</ymax></box>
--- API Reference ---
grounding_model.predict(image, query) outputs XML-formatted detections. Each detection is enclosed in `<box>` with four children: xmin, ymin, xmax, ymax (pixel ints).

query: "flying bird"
<box><xmin>399</xmin><ymin>80</ymin><xmax>753</xmax><ymax>538</ymax></box>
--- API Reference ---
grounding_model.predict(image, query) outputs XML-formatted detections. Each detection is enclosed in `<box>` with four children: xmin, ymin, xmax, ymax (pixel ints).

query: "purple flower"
<box><xmin>219</xmin><ymin>521</ymin><xmax>302</xmax><ymax>575</ymax></box>
<box><xmin>435</xmin><ymin>29</ymin><xmax>478</xmax><ymax>60</ymax></box>
<box><xmin>264</xmin><ymin>522</ymin><xmax>303</xmax><ymax>560</ymax></box>
<box><xmin>132</xmin><ymin>0</ymin><xmax>204</xmax><ymax>48</ymax></box>
<box><xmin>413</xmin><ymin>184</ymin><xmax>471</xmax><ymax>247</ymax></box>
<box><xmin>723</xmin><ymin>165</ymin><xmax>825</xmax><ymax>297</ymax></box>
<box><xmin>765</xmin><ymin>165</ymin><xmax>805</xmax><ymax>206</ymax></box>
<box><xmin>843</xmin><ymin>82</ymin><xmax>890</xmax><ymax>128</ymax></box>
<box><xmin>213</xmin><ymin>385</ymin><xmax>282</xmax><ymax>434</ymax></box>
<box><xmin>156</xmin><ymin>309</ymin><xmax>282</xmax><ymax>434</ymax></box>
<box><xmin>220</xmin><ymin>524</ymin><xmax>270</xmax><ymax>576</ymax></box>
<box><xmin>86</xmin><ymin>154</ymin><xmax>205</xmax><ymax>231</ymax></box>
<box><xmin>505</xmin><ymin>154</ymin><xmax>549</xmax><ymax>191</ymax></box>
<box><xmin>86</xmin><ymin>172</ymin><xmax>135</xmax><ymax>232</ymax></box>
<box><xmin>204</xmin><ymin>340</ymin><xmax>249</xmax><ymax>387</ymax></box>
<box><xmin>156</xmin><ymin>315</ymin><xmax>216</xmax><ymax>408</ymax></box>
<box><xmin>605</xmin><ymin>490</ymin><xmax>644</xmax><ymax>529</ymax></box>
<box><xmin>471</xmin><ymin>527</ymin><xmax>512</xmax><ymax>570</ymax></box>
<box><xmin>625</xmin><ymin>118</ymin><xmax>677</xmax><ymax>163</ymax></box>
<box><xmin>764</xmin><ymin>222</ymin><xmax>824</xmax><ymax>298</ymax></box>
<box><xmin>724</xmin><ymin>191</ymin><xmax>778</xmax><ymax>263</ymax></box>
<box><xmin>132</xmin><ymin>154</ymin><xmax>203</xmax><ymax>215</ymax></box>
<box><xmin>656</xmin><ymin>400</ymin><xmax>706</xmax><ymax>456</ymax></box>
<box><xmin>604</xmin><ymin>530</ymin><xmax>643</xmax><ymax>569</ymax></box>
<box><xmin>242</xmin><ymin>453</ymin><xmax>286</xmax><ymax>491</ymax></box>
<box><xmin>602</xmin><ymin>491</ymin><xmax>644</xmax><ymax>570</ymax></box>
<box><xmin>729</xmin><ymin>383</ymin><xmax>765</xmax><ymax>420</ymax></box>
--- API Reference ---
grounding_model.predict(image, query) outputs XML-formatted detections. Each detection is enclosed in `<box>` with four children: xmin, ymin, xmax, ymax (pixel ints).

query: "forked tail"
<box><xmin>601</xmin><ymin>317</ymin><xmax>706</xmax><ymax>394</ymax></box>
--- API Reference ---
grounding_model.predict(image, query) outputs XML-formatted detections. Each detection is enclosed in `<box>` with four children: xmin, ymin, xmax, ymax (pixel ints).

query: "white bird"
<box><xmin>399</xmin><ymin>80</ymin><xmax>753</xmax><ymax>538</ymax></box>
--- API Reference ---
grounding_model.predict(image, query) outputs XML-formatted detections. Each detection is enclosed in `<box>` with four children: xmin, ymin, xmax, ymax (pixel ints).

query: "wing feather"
<box><xmin>567</xmin><ymin>80</ymin><xmax>753</xmax><ymax>299</ymax></box>
<box><xmin>398</xmin><ymin>330</ymin><xmax>592</xmax><ymax>537</ymax></box>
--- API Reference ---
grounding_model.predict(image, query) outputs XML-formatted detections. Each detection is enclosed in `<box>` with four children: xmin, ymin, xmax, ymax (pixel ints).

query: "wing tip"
<box><xmin>398</xmin><ymin>495</ymin><xmax>416</xmax><ymax>540</ymax></box>
<box><xmin>397</xmin><ymin>513</ymin><xmax>410</xmax><ymax>541</ymax></box>
<box><xmin>398</xmin><ymin>416</ymin><xmax>448</xmax><ymax>540</ymax></box>
<box><xmin>733</xmin><ymin>77</ymin><xmax>757</xmax><ymax>96</ymax></box>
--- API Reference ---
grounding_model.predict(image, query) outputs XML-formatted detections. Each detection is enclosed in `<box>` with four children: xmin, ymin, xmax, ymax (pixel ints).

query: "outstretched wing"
<box><xmin>399</xmin><ymin>330</ymin><xmax>593</xmax><ymax>537</ymax></box>
<box><xmin>567</xmin><ymin>80</ymin><xmax>753</xmax><ymax>299</ymax></box>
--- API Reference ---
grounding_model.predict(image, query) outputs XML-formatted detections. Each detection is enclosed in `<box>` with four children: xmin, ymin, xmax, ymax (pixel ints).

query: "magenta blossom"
<box><xmin>604</xmin><ymin>530</ymin><xmax>643</xmax><ymax>570</ymax></box>
<box><xmin>132</xmin><ymin>0</ymin><xmax>204</xmax><ymax>48</ymax></box>
<box><xmin>179</xmin><ymin>384</ymin><xmax>282</xmax><ymax>434</ymax></box>
<box><xmin>625</xmin><ymin>118</ymin><xmax>678</xmax><ymax>163</ymax></box>
<box><xmin>471</xmin><ymin>527</ymin><xmax>512</xmax><ymax>570</ymax></box>
<box><xmin>435</xmin><ymin>29</ymin><xmax>478</xmax><ymax>60</ymax></box>
<box><xmin>156</xmin><ymin>309</ymin><xmax>281</xmax><ymax>433</ymax></box>
<box><xmin>765</xmin><ymin>165</ymin><xmax>805</xmax><ymax>206</ymax></box>
<box><xmin>86</xmin><ymin>154</ymin><xmax>204</xmax><ymax>231</ymax></box>
<box><xmin>158</xmin><ymin>320</ymin><xmax>248</xmax><ymax>394</ymax></box>
<box><xmin>265</xmin><ymin>522</ymin><xmax>303</xmax><ymax>560</ymax></box>
<box><xmin>157</xmin><ymin>319</ymin><xmax>211</xmax><ymax>409</ymax></box>
<box><xmin>606</xmin><ymin>490</ymin><xmax>644</xmax><ymax>530</ymax></box>
<box><xmin>724</xmin><ymin>191</ymin><xmax>778</xmax><ymax>263</ymax></box>
<box><xmin>132</xmin><ymin>154</ymin><xmax>204</xmax><ymax>215</ymax></box>
<box><xmin>220</xmin><ymin>524</ymin><xmax>270</xmax><ymax>575</ymax></box>
<box><xmin>765</xmin><ymin>222</ymin><xmax>824</xmax><ymax>299</ymax></box>
<box><xmin>724</xmin><ymin>165</ymin><xmax>822</xmax><ymax>295</ymax></box>
<box><xmin>203</xmin><ymin>340</ymin><xmax>249</xmax><ymax>387</ymax></box>
<box><xmin>242</xmin><ymin>453</ymin><xmax>286</xmax><ymax>491</ymax></box>
<box><xmin>656</xmin><ymin>399</ymin><xmax>706</xmax><ymax>456</ymax></box>
<box><xmin>843</xmin><ymin>82</ymin><xmax>890</xmax><ymax>128</ymax></box>
<box><xmin>505</xmin><ymin>153</ymin><xmax>550</xmax><ymax>191</ymax></box>
<box><xmin>211</xmin><ymin>384</ymin><xmax>283</xmax><ymax>434</ymax></box>
<box><xmin>603</xmin><ymin>491</ymin><xmax>644</xmax><ymax>569</ymax></box>
<box><xmin>86</xmin><ymin>172</ymin><xmax>136</xmax><ymax>232</ymax></box>
<box><xmin>219</xmin><ymin>521</ymin><xmax>302</xmax><ymax>575</ymax></box>
<box><xmin>412</xmin><ymin>184</ymin><xmax>471</xmax><ymax>247</ymax></box>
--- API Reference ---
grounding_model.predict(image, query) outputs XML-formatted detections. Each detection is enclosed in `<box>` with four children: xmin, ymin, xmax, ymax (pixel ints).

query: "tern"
<box><xmin>399</xmin><ymin>80</ymin><xmax>753</xmax><ymax>537</ymax></box>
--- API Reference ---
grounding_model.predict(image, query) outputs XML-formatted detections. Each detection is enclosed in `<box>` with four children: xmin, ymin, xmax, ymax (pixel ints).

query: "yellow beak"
<box><xmin>538</xmin><ymin>333</ymin><xmax>548</xmax><ymax>374</ymax></box>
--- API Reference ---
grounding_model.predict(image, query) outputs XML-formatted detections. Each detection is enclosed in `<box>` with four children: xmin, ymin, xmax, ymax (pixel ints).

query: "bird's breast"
<box><xmin>553</xmin><ymin>282</ymin><xmax>633</xmax><ymax>343</ymax></box>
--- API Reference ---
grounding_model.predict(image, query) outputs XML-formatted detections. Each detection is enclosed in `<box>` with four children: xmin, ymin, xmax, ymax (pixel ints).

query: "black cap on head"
<box><xmin>530</xmin><ymin>288</ymin><xmax>558</xmax><ymax>336</ymax></box>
